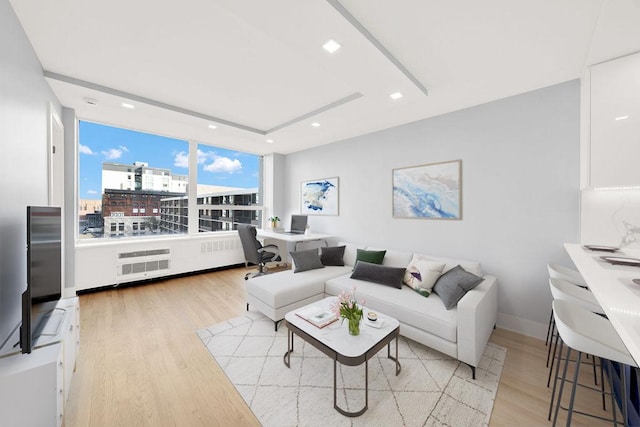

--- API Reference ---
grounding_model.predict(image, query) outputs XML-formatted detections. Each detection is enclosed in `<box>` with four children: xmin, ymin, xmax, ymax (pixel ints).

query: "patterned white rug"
<box><xmin>197</xmin><ymin>312</ymin><xmax>506</xmax><ymax>427</ymax></box>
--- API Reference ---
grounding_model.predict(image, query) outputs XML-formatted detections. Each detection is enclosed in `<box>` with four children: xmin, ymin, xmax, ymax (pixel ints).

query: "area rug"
<box><xmin>197</xmin><ymin>312</ymin><xmax>506</xmax><ymax>427</ymax></box>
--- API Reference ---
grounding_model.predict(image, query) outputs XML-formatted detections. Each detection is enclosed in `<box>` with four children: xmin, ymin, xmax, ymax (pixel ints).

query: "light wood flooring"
<box><xmin>65</xmin><ymin>267</ymin><xmax>615</xmax><ymax>426</ymax></box>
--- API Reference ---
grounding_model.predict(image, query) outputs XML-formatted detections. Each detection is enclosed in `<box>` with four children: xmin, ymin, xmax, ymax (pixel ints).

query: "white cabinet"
<box><xmin>590</xmin><ymin>51</ymin><xmax>640</xmax><ymax>188</ymax></box>
<box><xmin>0</xmin><ymin>297</ymin><xmax>79</xmax><ymax>427</ymax></box>
<box><xmin>61</xmin><ymin>297</ymin><xmax>79</xmax><ymax>404</ymax></box>
<box><xmin>0</xmin><ymin>343</ymin><xmax>62</xmax><ymax>427</ymax></box>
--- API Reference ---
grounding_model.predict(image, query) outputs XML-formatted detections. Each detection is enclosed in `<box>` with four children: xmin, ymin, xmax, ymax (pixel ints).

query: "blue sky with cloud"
<box><xmin>79</xmin><ymin>121</ymin><xmax>260</xmax><ymax>200</ymax></box>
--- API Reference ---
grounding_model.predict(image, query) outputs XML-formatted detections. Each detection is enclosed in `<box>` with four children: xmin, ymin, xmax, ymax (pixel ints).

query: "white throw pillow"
<box><xmin>403</xmin><ymin>255</ymin><xmax>446</xmax><ymax>297</ymax></box>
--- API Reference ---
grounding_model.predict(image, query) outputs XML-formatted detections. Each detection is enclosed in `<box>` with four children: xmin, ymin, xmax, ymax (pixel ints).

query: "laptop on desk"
<box><xmin>281</xmin><ymin>214</ymin><xmax>307</xmax><ymax>235</ymax></box>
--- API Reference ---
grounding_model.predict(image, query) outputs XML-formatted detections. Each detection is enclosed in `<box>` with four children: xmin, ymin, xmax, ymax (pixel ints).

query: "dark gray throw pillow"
<box><xmin>350</xmin><ymin>261</ymin><xmax>405</xmax><ymax>289</ymax></box>
<box><xmin>290</xmin><ymin>248</ymin><xmax>325</xmax><ymax>273</ymax></box>
<box><xmin>320</xmin><ymin>245</ymin><xmax>346</xmax><ymax>266</ymax></box>
<box><xmin>433</xmin><ymin>265</ymin><xmax>484</xmax><ymax>310</ymax></box>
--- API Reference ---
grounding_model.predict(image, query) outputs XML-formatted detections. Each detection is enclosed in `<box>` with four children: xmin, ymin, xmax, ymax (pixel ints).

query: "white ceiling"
<box><xmin>9</xmin><ymin>0</ymin><xmax>640</xmax><ymax>155</ymax></box>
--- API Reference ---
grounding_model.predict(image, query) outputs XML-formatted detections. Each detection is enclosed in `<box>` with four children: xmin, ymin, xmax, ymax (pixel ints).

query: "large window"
<box><xmin>78</xmin><ymin>121</ymin><xmax>261</xmax><ymax>239</ymax></box>
<box><xmin>196</xmin><ymin>143</ymin><xmax>261</xmax><ymax>232</ymax></box>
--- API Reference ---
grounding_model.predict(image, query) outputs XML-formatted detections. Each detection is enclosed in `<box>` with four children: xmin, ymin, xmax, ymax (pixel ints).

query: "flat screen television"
<box><xmin>20</xmin><ymin>206</ymin><xmax>62</xmax><ymax>354</ymax></box>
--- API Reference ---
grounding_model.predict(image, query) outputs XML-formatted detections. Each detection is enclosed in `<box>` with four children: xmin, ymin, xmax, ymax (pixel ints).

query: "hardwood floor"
<box><xmin>65</xmin><ymin>267</ymin><xmax>614</xmax><ymax>426</ymax></box>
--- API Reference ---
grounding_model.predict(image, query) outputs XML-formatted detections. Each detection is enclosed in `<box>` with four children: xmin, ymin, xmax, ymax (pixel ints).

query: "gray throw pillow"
<box><xmin>290</xmin><ymin>248</ymin><xmax>325</xmax><ymax>273</ymax></box>
<box><xmin>320</xmin><ymin>245</ymin><xmax>346</xmax><ymax>266</ymax></box>
<box><xmin>350</xmin><ymin>261</ymin><xmax>405</xmax><ymax>289</ymax></box>
<box><xmin>433</xmin><ymin>265</ymin><xmax>484</xmax><ymax>310</ymax></box>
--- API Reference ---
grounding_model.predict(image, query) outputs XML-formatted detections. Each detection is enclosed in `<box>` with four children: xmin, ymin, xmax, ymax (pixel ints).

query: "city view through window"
<box><xmin>78</xmin><ymin>121</ymin><xmax>262</xmax><ymax>239</ymax></box>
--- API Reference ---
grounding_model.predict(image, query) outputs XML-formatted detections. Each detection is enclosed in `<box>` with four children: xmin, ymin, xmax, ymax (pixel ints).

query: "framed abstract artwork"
<box><xmin>392</xmin><ymin>160</ymin><xmax>462</xmax><ymax>220</ymax></box>
<box><xmin>301</xmin><ymin>177</ymin><xmax>339</xmax><ymax>216</ymax></box>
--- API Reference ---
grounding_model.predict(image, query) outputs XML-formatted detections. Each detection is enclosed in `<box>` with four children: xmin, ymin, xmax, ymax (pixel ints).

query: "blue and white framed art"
<box><xmin>393</xmin><ymin>160</ymin><xmax>462</xmax><ymax>220</ymax></box>
<box><xmin>301</xmin><ymin>177</ymin><xmax>339</xmax><ymax>216</ymax></box>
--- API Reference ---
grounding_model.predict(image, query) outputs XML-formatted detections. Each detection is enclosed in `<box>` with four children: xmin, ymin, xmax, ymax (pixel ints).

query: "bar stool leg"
<box><xmin>600</xmin><ymin>357</ymin><xmax>606</xmax><ymax>411</ymax></box>
<box><xmin>565</xmin><ymin>351</ymin><xmax>583</xmax><ymax>427</ymax></box>
<box><xmin>621</xmin><ymin>364</ymin><xmax>628</xmax><ymax>427</ymax></box>
<box><xmin>606</xmin><ymin>360</ymin><xmax>619</xmax><ymax>427</ymax></box>
<box><xmin>553</xmin><ymin>346</ymin><xmax>572</xmax><ymax>427</ymax></box>
<box><xmin>546</xmin><ymin>310</ymin><xmax>554</xmax><ymax>347</ymax></box>
<box><xmin>546</xmin><ymin>316</ymin><xmax>556</xmax><ymax>367</ymax></box>
<box><xmin>548</xmin><ymin>330</ymin><xmax>561</xmax><ymax>387</ymax></box>
<box><xmin>548</xmin><ymin>339</ymin><xmax>565</xmax><ymax>421</ymax></box>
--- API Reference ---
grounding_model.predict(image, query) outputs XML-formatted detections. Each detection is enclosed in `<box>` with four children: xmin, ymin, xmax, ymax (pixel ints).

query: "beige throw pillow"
<box><xmin>403</xmin><ymin>256</ymin><xmax>446</xmax><ymax>297</ymax></box>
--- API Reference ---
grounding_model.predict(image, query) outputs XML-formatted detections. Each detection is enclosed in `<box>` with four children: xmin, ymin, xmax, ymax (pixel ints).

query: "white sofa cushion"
<box><xmin>338</xmin><ymin>241</ymin><xmax>366</xmax><ymax>267</ymax></box>
<box><xmin>365</xmin><ymin>246</ymin><xmax>413</xmax><ymax>268</ymax></box>
<box><xmin>412</xmin><ymin>253</ymin><xmax>483</xmax><ymax>277</ymax></box>
<box><xmin>247</xmin><ymin>266</ymin><xmax>352</xmax><ymax>308</ymax></box>
<box><xmin>325</xmin><ymin>274</ymin><xmax>458</xmax><ymax>343</ymax></box>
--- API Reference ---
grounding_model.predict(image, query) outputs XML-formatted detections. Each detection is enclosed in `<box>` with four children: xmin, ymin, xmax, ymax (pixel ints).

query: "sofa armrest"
<box><xmin>456</xmin><ymin>275</ymin><xmax>498</xmax><ymax>368</ymax></box>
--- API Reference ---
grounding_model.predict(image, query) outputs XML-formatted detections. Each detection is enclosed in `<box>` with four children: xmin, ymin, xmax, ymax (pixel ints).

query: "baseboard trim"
<box><xmin>496</xmin><ymin>312</ymin><xmax>547</xmax><ymax>341</ymax></box>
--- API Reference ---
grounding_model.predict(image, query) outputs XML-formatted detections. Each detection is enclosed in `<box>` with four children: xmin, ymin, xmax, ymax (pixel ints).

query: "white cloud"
<box><xmin>102</xmin><ymin>148</ymin><xmax>125</xmax><ymax>160</ymax></box>
<box><xmin>87</xmin><ymin>189</ymin><xmax>97</xmax><ymax>194</ymax></box>
<box><xmin>79</xmin><ymin>144</ymin><xmax>96</xmax><ymax>155</ymax></box>
<box><xmin>119</xmin><ymin>145</ymin><xmax>129</xmax><ymax>153</ymax></box>
<box><xmin>203</xmin><ymin>157</ymin><xmax>242</xmax><ymax>174</ymax></box>
<box><xmin>174</xmin><ymin>151</ymin><xmax>189</xmax><ymax>168</ymax></box>
<box><xmin>175</xmin><ymin>150</ymin><xmax>218</xmax><ymax>167</ymax></box>
<box><xmin>198</xmin><ymin>149</ymin><xmax>217</xmax><ymax>164</ymax></box>
<box><xmin>175</xmin><ymin>150</ymin><xmax>242</xmax><ymax>173</ymax></box>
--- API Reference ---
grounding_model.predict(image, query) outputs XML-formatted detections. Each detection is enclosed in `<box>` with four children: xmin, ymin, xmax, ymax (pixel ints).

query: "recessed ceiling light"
<box><xmin>615</xmin><ymin>115</ymin><xmax>629</xmax><ymax>121</ymax></box>
<box><xmin>266</xmin><ymin>139</ymin><xmax>274</xmax><ymax>143</ymax></box>
<box><xmin>322</xmin><ymin>39</ymin><xmax>341</xmax><ymax>54</ymax></box>
<box><xmin>390</xmin><ymin>92</ymin><xmax>403</xmax><ymax>100</ymax></box>
<box><xmin>208</xmin><ymin>124</ymin><xmax>217</xmax><ymax>129</ymax></box>
<box><xmin>311</xmin><ymin>122</ymin><xmax>321</xmax><ymax>127</ymax></box>
<box><xmin>121</xmin><ymin>102</ymin><xmax>135</xmax><ymax>109</ymax></box>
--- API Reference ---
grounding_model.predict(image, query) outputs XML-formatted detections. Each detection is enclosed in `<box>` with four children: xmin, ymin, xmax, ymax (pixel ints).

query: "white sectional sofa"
<box><xmin>245</xmin><ymin>242</ymin><xmax>498</xmax><ymax>378</ymax></box>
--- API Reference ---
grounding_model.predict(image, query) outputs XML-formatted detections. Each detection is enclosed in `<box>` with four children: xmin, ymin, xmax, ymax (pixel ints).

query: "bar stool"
<box><xmin>547</xmin><ymin>278</ymin><xmax>604</xmax><ymax>388</ymax></box>
<box><xmin>549</xmin><ymin>278</ymin><xmax>602</xmax><ymax>312</ymax></box>
<box><xmin>547</xmin><ymin>263</ymin><xmax>588</xmax><ymax>288</ymax></box>
<box><xmin>546</xmin><ymin>264</ymin><xmax>589</xmax><ymax>347</ymax></box>
<box><xmin>550</xmin><ymin>299</ymin><xmax>637</xmax><ymax>426</ymax></box>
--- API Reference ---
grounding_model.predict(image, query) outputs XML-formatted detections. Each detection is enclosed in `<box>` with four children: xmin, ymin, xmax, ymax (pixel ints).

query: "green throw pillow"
<box><xmin>355</xmin><ymin>249</ymin><xmax>386</xmax><ymax>267</ymax></box>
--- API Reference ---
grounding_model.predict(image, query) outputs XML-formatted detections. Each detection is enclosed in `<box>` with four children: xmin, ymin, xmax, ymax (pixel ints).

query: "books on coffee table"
<box><xmin>296</xmin><ymin>305</ymin><xmax>338</xmax><ymax>329</ymax></box>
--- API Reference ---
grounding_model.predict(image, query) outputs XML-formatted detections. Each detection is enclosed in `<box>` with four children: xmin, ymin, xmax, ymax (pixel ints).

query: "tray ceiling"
<box><xmin>9</xmin><ymin>0</ymin><xmax>640</xmax><ymax>154</ymax></box>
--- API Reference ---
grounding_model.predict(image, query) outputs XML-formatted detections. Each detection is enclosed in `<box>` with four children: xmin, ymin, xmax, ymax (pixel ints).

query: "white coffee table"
<box><xmin>283</xmin><ymin>296</ymin><xmax>401</xmax><ymax>417</ymax></box>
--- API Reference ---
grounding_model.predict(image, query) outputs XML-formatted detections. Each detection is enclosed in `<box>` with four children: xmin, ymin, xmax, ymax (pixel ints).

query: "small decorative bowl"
<box><xmin>367</xmin><ymin>312</ymin><xmax>378</xmax><ymax>322</ymax></box>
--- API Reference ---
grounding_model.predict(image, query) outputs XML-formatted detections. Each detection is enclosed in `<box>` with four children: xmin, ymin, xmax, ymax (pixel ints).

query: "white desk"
<box><xmin>257</xmin><ymin>230</ymin><xmax>335</xmax><ymax>263</ymax></box>
<box><xmin>565</xmin><ymin>243</ymin><xmax>640</xmax><ymax>365</ymax></box>
<box><xmin>257</xmin><ymin>229</ymin><xmax>334</xmax><ymax>245</ymax></box>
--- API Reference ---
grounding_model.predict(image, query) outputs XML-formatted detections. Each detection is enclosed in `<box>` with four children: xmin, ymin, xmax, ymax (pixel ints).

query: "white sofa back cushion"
<box><xmin>338</xmin><ymin>242</ymin><xmax>366</xmax><ymax>267</ymax></box>
<box><xmin>413</xmin><ymin>253</ymin><xmax>483</xmax><ymax>277</ymax></box>
<box><xmin>365</xmin><ymin>246</ymin><xmax>413</xmax><ymax>268</ymax></box>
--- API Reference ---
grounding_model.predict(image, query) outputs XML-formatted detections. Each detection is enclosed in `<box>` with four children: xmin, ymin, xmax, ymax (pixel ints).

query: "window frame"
<box><xmin>77</xmin><ymin>121</ymin><xmax>264</xmax><ymax>242</ymax></box>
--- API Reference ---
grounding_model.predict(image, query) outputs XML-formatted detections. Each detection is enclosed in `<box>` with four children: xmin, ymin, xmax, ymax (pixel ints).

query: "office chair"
<box><xmin>237</xmin><ymin>224</ymin><xmax>281</xmax><ymax>280</ymax></box>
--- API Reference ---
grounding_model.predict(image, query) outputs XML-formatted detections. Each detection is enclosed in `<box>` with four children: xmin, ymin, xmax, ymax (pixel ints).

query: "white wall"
<box><xmin>0</xmin><ymin>0</ymin><xmax>61</xmax><ymax>345</ymax></box>
<box><xmin>282</xmin><ymin>80</ymin><xmax>581</xmax><ymax>338</ymax></box>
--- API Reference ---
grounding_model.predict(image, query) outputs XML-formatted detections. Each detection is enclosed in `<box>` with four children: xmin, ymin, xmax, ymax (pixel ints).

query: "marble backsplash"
<box><xmin>581</xmin><ymin>189</ymin><xmax>640</xmax><ymax>249</ymax></box>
